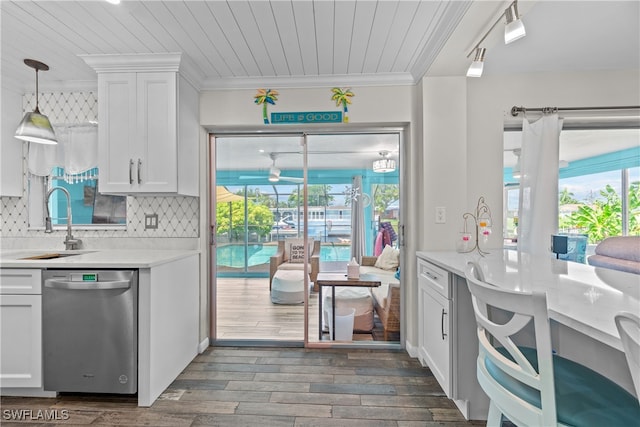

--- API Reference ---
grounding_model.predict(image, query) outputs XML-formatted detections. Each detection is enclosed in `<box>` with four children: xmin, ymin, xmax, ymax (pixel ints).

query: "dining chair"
<box><xmin>615</xmin><ymin>311</ymin><xmax>640</xmax><ymax>399</ymax></box>
<box><xmin>464</xmin><ymin>262</ymin><xmax>640</xmax><ymax>427</ymax></box>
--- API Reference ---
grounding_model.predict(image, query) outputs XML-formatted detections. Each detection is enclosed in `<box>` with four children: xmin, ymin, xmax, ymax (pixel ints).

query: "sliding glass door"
<box><xmin>211</xmin><ymin>130</ymin><xmax>402</xmax><ymax>346</ymax></box>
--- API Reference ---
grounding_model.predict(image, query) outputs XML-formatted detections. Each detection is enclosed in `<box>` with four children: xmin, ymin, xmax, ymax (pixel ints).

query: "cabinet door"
<box><xmin>136</xmin><ymin>72</ymin><xmax>177</xmax><ymax>193</ymax></box>
<box><xmin>98</xmin><ymin>73</ymin><xmax>137</xmax><ymax>193</ymax></box>
<box><xmin>0</xmin><ymin>295</ymin><xmax>42</xmax><ymax>388</ymax></box>
<box><xmin>420</xmin><ymin>284</ymin><xmax>453</xmax><ymax>397</ymax></box>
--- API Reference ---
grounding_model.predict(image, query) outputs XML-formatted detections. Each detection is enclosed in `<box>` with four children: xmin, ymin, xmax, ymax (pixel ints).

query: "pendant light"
<box><xmin>373</xmin><ymin>151</ymin><xmax>396</xmax><ymax>173</ymax></box>
<box><xmin>15</xmin><ymin>59</ymin><xmax>57</xmax><ymax>145</ymax></box>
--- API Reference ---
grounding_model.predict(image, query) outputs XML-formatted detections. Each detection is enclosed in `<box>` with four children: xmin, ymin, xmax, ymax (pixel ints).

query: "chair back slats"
<box><xmin>465</xmin><ymin>262</ymin><xmax>558</xmax><ymax>426</ymax></box>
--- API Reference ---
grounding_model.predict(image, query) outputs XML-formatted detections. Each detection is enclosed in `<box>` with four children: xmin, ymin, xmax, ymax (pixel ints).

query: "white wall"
<box><xmin>0</xmin><ymin>85</ymin><xmax>24</xmax><ymax>197</ymax></box>
<box><xmin>201</xmin><ymin>86</ymin><xmax>413</xmax><ymax>126</ymax></box>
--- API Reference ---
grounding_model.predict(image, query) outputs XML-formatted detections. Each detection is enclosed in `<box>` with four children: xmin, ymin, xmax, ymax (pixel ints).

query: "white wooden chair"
<box><xmin>615</xmin><ymin>312</ymin><xmax>640</xmax><ymax>399</ymax></box>
<box><xmin>464</xmin><ymin>262</ymin><xmax>640</xmax><ymax>427</ymax></box>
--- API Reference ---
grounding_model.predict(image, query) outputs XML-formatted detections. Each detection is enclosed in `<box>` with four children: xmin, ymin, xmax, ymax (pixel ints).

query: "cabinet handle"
<box><xmin>129</xmin><ymin>159</ymin><xmax>134</xmax><ymax>184</ymax></box>
<box><xmin>441</xmin><ymin>308</ymin><xmax>447</xmax><ymax>340</ymax></box>
<box><xmin>137</xmin><ymin>159</ymin><xmax>142</xmax><ymax>184</ymax></box>
<box><xmin>424</xmin><ymin>271</ymin><xmax>438</xmax><ymax>281</ymax></box>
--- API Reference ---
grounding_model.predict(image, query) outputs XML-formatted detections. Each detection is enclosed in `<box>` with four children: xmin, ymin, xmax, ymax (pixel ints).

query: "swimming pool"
<box><xmin>217</xmin><ymin>244</ymin><xmax>351</xmax><ymax>268</ymax></box>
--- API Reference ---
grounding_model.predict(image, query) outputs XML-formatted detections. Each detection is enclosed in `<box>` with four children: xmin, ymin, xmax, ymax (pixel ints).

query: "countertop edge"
<box><xmin>0</xmin><ymin>250</ymin><xmax>200</xmax><ymax>269</ymax></box>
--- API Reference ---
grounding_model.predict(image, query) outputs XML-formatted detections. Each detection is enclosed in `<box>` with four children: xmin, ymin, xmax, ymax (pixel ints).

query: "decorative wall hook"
<box><xmin>460</xmin><ymin>196</ymin><xmax>493</xmax><ymax>256</ymax></box>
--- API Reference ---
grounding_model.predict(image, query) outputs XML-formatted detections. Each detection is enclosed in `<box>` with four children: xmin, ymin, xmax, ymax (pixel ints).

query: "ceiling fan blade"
<box><xmin>278</xmin><ymin>176</ymin><xmax>304</xmax><ymax>183</ymax></box>
<box><xmin>238</xmin><ymin>176</ymin><xmax>266</xmax><ymax>180</ymax></box>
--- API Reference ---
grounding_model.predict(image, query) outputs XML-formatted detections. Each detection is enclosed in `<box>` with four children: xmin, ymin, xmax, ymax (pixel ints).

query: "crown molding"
<box><xmin>79</xmin><ymin>53</ymin><xmax>182</xmax><ymax>73</ymax></box>
<box><xmin>200</xmin><ymin>72</ymin><xmax>417</xmax><ymax>91</ymax></box>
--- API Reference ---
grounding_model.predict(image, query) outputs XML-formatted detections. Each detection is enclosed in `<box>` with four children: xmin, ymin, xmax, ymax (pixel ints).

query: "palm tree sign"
<box><xmin>331</xmin><ymin>88</ymin><xmax>354</xmax><ymax>123</ymax></box>
<box><xmin>254</xmin><ymin>89</ymin><xmax>279</xmax><ymax>124</ymax></box>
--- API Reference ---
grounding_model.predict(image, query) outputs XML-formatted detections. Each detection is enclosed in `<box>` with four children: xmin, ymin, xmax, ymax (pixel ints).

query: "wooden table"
<box><xmin>315</xmin><ymin>272</ymin><xmax>381</xmax><ymax>340</ymax></box>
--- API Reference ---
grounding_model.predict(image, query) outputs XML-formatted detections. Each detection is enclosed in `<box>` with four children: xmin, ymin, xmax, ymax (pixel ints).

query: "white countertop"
<box><xmin>0</xmin><ymin>249</ymin><xmax>199</xmax><ymax>269</ymax></box>
<box><xmin>417</xmin><ymin>250</ymin><xmax>640</xmax><ymax>351</ymax></box>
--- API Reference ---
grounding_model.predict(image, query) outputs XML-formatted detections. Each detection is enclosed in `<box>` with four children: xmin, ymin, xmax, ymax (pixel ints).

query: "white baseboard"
<box><xmin>198</xmin><ymin>337</ymin><xmax>210</xmax><ymax>354</ymax></box>
<box><xmin>405</xmin><ymin>339</ymin><xmax>419</xmax><ymax>359</ymax></box>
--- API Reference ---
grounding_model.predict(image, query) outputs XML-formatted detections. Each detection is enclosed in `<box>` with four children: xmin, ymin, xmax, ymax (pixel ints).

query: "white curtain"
<box><xmin>518</xmin><ymin>113</ymin><xmax>564</xmax><ymax>256</ymax></box>
<box><xmin>28</xmin><ymin>124</ymin><xmax>98</xmax><ymax>178</ymax></box>
<box><xmin>350</xmin><ymin>175</ymin><xmax>365</xmax><ymax>262</ymax></box>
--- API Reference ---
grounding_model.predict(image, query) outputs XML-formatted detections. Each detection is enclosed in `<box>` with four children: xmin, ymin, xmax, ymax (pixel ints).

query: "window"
<box><xmin>504</xmin><ymin>127</ymin><xmax>640</xmax><ymax>246</ymax></box>
<box><xmin>29</xmin><ymin>168</ymin><xmax>126</xmax><ymax>229</ymax></box>
<box><xmin>48</xmin><ymin>168</ymin><xmax>126</xmax><ymax>226</ymax></box>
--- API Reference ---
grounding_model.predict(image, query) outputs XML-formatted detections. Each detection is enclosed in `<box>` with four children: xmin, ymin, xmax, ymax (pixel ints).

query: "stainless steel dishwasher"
<box><xmin>43</xmin><ymin>269</ymin><xmax>137</xmax><ymax>394</ymax></box>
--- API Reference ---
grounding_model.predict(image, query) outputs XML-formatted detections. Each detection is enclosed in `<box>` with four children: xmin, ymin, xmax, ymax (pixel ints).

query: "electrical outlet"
<box><xmin>145</xmin><ymin>213</ymin><xmax>158</xmax><ymax>230</ymax></box>
<box><xmin>435</xmin><ymin>206</ymin><xmax>446</xmax><ymax>224</ymax></box>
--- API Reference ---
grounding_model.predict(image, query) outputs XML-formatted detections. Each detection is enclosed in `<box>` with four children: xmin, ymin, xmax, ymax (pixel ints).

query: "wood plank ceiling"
<box><xmin>1</xmin><ymin>0</ymin><xmax>471</xmax><ymax>91</ymax></box>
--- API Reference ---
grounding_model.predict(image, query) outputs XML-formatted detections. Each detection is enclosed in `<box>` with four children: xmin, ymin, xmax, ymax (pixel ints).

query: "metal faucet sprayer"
<box><xmin>45</xmin><ymin>186</ymin><xmax>82</xmax><ymax>250</ymax></box>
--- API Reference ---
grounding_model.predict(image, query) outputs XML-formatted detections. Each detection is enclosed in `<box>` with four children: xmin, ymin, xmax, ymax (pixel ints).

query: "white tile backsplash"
<box><xmin>0</xmin><ymin>91</ymin><xmax>200</xmax><ymax>248</ymax></box>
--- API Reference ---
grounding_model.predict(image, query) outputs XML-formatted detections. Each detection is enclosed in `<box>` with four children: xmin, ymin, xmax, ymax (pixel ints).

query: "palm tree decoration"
<box><xmin>254</xmin><ymin>89</ymin><xmax>279</xmax><ymax>124</ymax></box>
<box><xmin>331</xmin><ymin>87</ymin><xmax>354</xmax><ymax>123</ymax></box>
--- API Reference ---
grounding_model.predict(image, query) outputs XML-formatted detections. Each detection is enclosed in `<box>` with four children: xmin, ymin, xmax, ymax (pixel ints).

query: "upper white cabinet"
<box><xmin>82</xmin><ymin>53</ymin><xmax>199</xmax><ymax>196</ymax></box>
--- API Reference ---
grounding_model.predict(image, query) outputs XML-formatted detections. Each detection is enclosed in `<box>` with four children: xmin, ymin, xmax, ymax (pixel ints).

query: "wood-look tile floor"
<box><xmin>216</xmin><ymin>277</ymin><xmax>393</xmax><ymax>342</ymax></box>
<box><xmin>1</xmin><ymin>346</ymin><xmax>485</xmax><ymax>426</ymax></box>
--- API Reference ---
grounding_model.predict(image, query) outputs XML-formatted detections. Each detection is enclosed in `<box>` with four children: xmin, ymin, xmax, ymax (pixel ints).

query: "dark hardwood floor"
<box><xmin>1</xmin><ymin>346</ymin><xmax>485</xmax><ymax>426</ymax></box>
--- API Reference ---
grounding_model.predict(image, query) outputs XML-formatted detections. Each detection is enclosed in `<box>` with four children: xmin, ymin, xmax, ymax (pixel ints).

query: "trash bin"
<box><xmin>327</xmin><ymin>307</ymin><xmax>356</xmax><ymax>341</ymax></box>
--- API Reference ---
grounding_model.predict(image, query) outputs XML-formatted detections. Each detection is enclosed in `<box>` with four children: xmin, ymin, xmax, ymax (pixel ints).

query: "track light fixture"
<box><xmin>466</xmin><ymin>0</ymin><xmax>526</xmax><ymax>78</ymax></box>
<box><xmin>466</xmin><ymin>48</ymin><xmax>486</xmax><ymax>78</ymax></box>
<box><xmin>505</xmin><ymin>1</ymin><xmax>526</xmax><ymax>44</ymax></box>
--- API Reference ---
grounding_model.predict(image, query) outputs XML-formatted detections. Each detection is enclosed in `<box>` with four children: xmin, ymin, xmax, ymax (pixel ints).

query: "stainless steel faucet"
<box><xmin>45</xmin><ymin>187</ymin><xmax>82</xmax><ymax>251</ymax></box>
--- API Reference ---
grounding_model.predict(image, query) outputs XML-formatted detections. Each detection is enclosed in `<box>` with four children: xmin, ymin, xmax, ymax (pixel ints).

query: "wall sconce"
<box><xmin>466</xmin><ymin>0</ymin><xmax>526</xmax><ymax>78</ymax></box>
<box><xmin>14</xmin><ymin>59</ymin><xmax>57</xmax><ymax>145</ymax></box>
<box><xmin>373</xmin><ymin>151</ymin><xmax>396</xmax><ymax>173</ymax></box>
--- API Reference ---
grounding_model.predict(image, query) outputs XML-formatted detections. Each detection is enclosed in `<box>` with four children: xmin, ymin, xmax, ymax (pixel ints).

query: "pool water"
<box><xmin>217</xmin><ymin>244</ymin><xmax>351</xmax><ymax>268</ymax></box>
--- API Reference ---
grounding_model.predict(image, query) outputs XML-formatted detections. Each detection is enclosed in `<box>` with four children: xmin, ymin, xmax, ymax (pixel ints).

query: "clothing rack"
<box><xmin>510</xmin><ymin>105</ymin><xmax>640</xmax><ymax>117</ymax></box>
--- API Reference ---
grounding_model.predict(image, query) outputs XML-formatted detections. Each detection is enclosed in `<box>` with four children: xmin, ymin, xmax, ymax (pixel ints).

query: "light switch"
<box><xmin>435</xmin><ymin>207</ymin><xmax>446</xmax><ymax>224</ymax></box>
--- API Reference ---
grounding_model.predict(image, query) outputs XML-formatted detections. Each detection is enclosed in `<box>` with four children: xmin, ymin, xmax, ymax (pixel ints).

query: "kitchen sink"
<box><xmin>20</xmin><ymin>251</ymin><xmax>95</xmax><ymax>260</ymax></box>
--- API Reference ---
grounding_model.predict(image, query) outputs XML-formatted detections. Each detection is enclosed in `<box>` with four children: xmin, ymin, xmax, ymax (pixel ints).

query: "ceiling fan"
<box><xmin>240</xmin><ymin>153</ymin><xmax>303</xmax><ymax>183</ymax></box>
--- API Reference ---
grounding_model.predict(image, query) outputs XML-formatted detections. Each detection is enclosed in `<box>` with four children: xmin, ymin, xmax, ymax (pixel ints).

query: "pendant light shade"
<box><xmin>15</xmin><ymin>59</ymin><xmax>57</xmax><ymax>145</ymax></box>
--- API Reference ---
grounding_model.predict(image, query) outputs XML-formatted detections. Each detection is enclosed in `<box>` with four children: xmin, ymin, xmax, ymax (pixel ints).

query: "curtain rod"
<box><xmin>510</xmin><ymin>105</ymin><xmax>640</xmax><ymax>116</ymax></box>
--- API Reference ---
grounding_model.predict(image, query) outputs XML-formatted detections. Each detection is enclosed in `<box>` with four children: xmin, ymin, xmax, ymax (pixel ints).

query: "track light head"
<box><xmin>467</xmin><ymin>48</ymin><xmax>486</xmax><ymax>78</ymax></box>
<box><xmin>505</xmin><ymin>1</ymin><xmax>526</xmax><ymax>44</ymax></box>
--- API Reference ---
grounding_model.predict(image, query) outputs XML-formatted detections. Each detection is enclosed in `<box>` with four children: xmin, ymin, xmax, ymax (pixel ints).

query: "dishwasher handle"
<box><xmin>45</xmin><ymin>279</ymin><xmax>131</xmax><ymax>290</ymax></box>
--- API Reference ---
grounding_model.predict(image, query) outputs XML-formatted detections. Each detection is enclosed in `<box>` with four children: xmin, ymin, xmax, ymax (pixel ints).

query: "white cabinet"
<box><xmin>418</xmin><ymin>258</ymin><xmax>453</xmax><ymax>396</ymax></box>
<box><xmin>416</xmin><ymin>256</ymin><xmax>489</xmax><ymax>420</ymax></box>
<box><xmin>0</xmin><ymin>269</ymin><xmax>42</xmax><ymax>389</ymax></box>
<box><xmin>84</xmin><ymin>53</ymin><xmax>199</xmax><ymax>196</ymax></box>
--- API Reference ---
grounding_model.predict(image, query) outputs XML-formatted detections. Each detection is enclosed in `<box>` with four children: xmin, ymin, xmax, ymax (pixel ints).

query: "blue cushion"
<box><xmin>485</xmin><ymin>346</ymin><xmax>640</xmax><ymax>427</ymax></box>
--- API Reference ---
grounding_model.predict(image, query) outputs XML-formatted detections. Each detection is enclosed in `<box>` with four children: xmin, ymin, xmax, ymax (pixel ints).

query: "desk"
<box><xmin>315</xmin><ymin>273</ymin><xmax>381</xmax><ymax>340</ymax></box>
<box><xmin>416</xmin><ymin>249</ymin><xmax>640</xmax><ymax>420</ymax></box>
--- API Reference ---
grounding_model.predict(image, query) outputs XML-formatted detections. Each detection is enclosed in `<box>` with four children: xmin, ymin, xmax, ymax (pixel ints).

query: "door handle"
<box><xmin>441</xmin><ymin>308</ymin><xmax>447</xmax><ymax>340</ymax></box>
<box><xmin>137</xmin><ymin>159</ymin><xmax>142</xmax><ymax>184</ymax></box>
<box><xmin>129</xmin><ymin>159</ymin><xmax>134</xmax><ymax>184</ymax></box>
<box><xmin>45</xmin><ymin>279</ymin><xmax>131</xmax><ymax>290</ymax></box>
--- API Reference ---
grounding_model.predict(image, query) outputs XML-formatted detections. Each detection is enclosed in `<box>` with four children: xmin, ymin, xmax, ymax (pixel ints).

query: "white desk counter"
<box><xmin>415</xmin><ymin>250</ymin><xmax>639</xmax><ymax>420</ymax></box>
<box><xmin>417</xmin><ymin>250</ymin><xmax>639</xmax><ymax>351</ymax></box>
